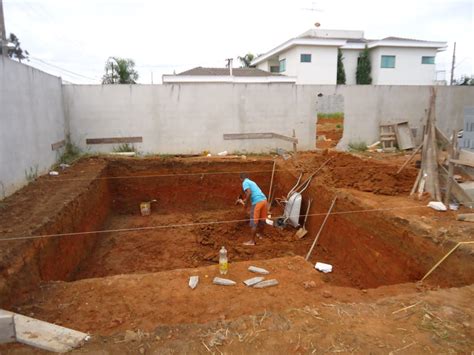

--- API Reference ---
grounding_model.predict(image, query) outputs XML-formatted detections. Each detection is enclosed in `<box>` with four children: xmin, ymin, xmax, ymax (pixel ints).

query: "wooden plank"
<box><xmin>51</xmin><ymin>139</ymin><xmax>66</xmax><ymax>151</ymax></box>
<box><xmin>86</xmin><ymin>136</ymin><xmax>143</xmax><ymax>145</ymax></box>
<box><xmin>444</xmin><ymin>130</ymin><xmax>457</xmax><ymax>205</ymax></box>
<box><xmin>439</xmin><ymin>164</ymin><xmax>474</xmax><ymax>208</ymax></box>
<box><xmin>223</xmin><ymin>133</ymin><xmax>298</xmax><ymax>144</ymax></box>
<box><xmin>397</xmin><ymin>143</ymin><xmax>423</xmax><ymax>174</ymax></box>
<box><xmin>394</xmin><ymin>122</ymin><xmax>415</xmax><ymax>150</ymax></box>
<box><xmin>435</xmin><ymin>126</ymin><xmax>450</xmax><ymax>146</ymax></box>
<box><xmin>450</xmin><ymin>159</ymin><xmax>474</xmax><ymax>168</ymax></box>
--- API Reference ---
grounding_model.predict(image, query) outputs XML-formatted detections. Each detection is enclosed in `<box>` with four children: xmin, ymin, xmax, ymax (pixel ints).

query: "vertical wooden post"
<box><xmin>444</xmin><ymin>129</ymin><xmax>457</xmax><ymax>205</ymax></box>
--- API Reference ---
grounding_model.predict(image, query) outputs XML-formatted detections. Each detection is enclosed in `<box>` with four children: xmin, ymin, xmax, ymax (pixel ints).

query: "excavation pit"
<box><xmin>0</xmin><ymin>155</ymin><xmax>473</xmax><ymax>334</ymax></box>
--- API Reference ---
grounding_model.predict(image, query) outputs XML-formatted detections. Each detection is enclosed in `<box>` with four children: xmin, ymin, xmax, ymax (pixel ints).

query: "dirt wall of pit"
<box><xmin>0</xmin><ymin>169</ymin><xmax>112</xmax><ymax>307</ymax></box>
<box><xmin>106</xmin><ymin>159</ymin><xmax>275</xmax><ymax>214</ymax></box>
<box><xmin>272</xmin><ymin>165</ymin><xmax>474</xmax><ymax>289</ymax></box>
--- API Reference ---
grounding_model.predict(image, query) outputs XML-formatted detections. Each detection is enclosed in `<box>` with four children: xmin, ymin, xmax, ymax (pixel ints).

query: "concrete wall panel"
<box><xmin>0</xmin><ymin>58</ymin><xmax>66</xmax><ymax>198</ymax></box>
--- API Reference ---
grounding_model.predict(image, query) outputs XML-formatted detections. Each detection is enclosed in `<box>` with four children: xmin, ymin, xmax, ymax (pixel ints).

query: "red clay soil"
<box><xmin>0</xmin><ymin>153</ymin><xmax>473</xmax><ymax>354</ymax></box>
<box><xmin>316</xmin><ymin>116</ymin><xmax>344</xmax><ymax>148</ymax></box>
<box><xmin>0</xmin><ymin>158</ymin><xmax>110</xmax><ymax>307</ymax></box>
<box><xmin>4</xmin><ymin>281</ymin><xmax>474</xmax><ymax>354</ymax></box>
<box><xmin>288</xmin><ymin>151</ymin><xmax>419</xmax><ymax>195</ymax></box>
<box><xmin>10</xmin><ymin>256</ymin><xmax>422</xmax><ymax>335</ymax></box>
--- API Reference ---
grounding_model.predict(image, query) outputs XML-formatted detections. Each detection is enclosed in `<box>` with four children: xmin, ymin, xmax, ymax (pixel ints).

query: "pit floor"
<box><xmin>0</xmin><ymin>152</ymin><xmax>473</xmax><ymax>353</ymax></box>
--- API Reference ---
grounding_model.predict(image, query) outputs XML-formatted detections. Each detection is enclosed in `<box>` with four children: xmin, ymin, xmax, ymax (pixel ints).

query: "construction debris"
<box><xmin>411</xmin><ymin>87</ymin><xmax>442</xmax><ymax>201</ymax></box>
<box><xmin>315</xmin><ymin>262</ymin><xmax>333</xmax><ymax>273</ymax></box>
<box><xmin>189</xmin><ymin>276</ymin><xmax>199</xmax><ymax>289</ymax></box>
<box><xmin>427</xmin><ymin>201</ymin><xmax>447</xmax><ymax>211</ymax></box>
<box><xmin>0</xmin><ymin>309</ymin><xmax>89</xmax><ymax>352</ymax></box>
<box><xmin>213</xmin><ymin>277</ymin><xmax>236</xmax><ymax>286</ymax></box>
<box><xmin>253</xmin><ymin>279</ymin><xmax>279</xmax><ymax>288</ymax></box>
<box><xmin>248</xmin><ymin>266</ymin><xmax>270</xmax><ymax>275</ymax></box>
<box><xmin>0</xmin><ymin>313</ymin><xmax>15</xmax><ymax>344</ymax></box>
<box><xmin>243</xmin><ymin>276</ymin><xmax>265</xmax><ymax>287</ymax></box>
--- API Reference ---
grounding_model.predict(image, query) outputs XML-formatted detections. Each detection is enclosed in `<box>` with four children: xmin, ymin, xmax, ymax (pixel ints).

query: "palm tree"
<box><xmin>238</xmin><ymin>53</ymin><xmax>255</xmax><ymax>68</ymax></box>
<box><xmin>102</xmin><ymin>57</ymin><xmax>139</xmax><ymax>84</ymax></box>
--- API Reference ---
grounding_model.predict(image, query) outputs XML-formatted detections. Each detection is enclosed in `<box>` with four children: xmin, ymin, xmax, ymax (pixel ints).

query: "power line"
<box><xmin>29</xmin><ymin>56</ymin><xmax>99</xmax><ymax>81</ymax></box>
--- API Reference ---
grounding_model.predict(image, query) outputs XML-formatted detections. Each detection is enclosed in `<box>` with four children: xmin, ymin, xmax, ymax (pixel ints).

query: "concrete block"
<box><xmin>189</xmin><ymin>276</ymin><xmax>199</xmax><ymax>289</ymax></box>
<box><xmin>0</xmin><ymin>312</ymin><xmax>15</xmax><ymax>344</ymax></box>
<box><xmin>248</xmin><ymin>266</ymin><xmax>270</xmax><ymax>275</ymax></box>
<box><xmin>243</xmin><ymin>277</ymin><xmax>265</xmax><ymax>287</ymax></box>
<box><xmin>1</xmin><ymin>309</ymin><xmax>89</xmax><ymax>352</ymax></box>
<box><xmin>253</xmin><ymin>279</ymin><xmax>279</xmax><ymax>288</ymax></box>
<box><xmin>213</xmin><ymin>277</ymin><xmax>236</xmax><ymax>286</ymax></box>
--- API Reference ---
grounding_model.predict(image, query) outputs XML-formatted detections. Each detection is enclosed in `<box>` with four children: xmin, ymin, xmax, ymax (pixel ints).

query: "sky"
<box><xmin>3</xmin><ymin>0</ymin><xmax>473</xmax><ymax>84</ymax></box>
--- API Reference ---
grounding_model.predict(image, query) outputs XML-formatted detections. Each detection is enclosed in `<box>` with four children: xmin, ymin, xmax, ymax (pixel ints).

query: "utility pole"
<box><xmin>0</xmin><ymin>0</ymin><xmax>9</xmax><ymax>57</ymax></box>
<box><xmin>450</xmin><ymin>42</ymin><xmax>456</xmax><ymax>85</ymax></box>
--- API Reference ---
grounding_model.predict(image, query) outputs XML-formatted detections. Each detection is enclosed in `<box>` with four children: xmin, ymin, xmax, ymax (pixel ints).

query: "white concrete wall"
<box><xmin>336</xmin><ymin>85</ymin><xmax>474</xmax><ymax>149</ymax></box>
<box><xmin>0</xmin><ymin>58</ymin><xmax>66</xmax><ymax>198</ymax></box>
<box><xmin>341</xmin><ymin>49</ymin><xmax>361</xmax><ymax>85</ymax></box>
<box><xmin>64</xmin><ymin>84</ymin><xmax>317</xmax><ymax>155</ymax></box>
<box><xmin>279</xmin><ymin>46</ymin><xmax>338</xmax><ymax>85</ymax></box>
<box><xmin>370</xmin><ymin>47</ymin><xmax>438</xmax><ymax>85</ymax></box>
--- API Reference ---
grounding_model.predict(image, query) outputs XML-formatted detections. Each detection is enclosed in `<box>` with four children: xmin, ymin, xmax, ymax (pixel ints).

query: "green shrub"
<box><xmin>317</xmin><ymin>112</ymin><xmax>344</xmax><ymax>119</ymax></box>
<box><xmin>348</xmin><ymin>141</ymin><xmax>368</xmax><ymax>152</ymax></box>
<box><xmin>113</xmin><ymin>143</ymin><xmax>136</xmax><ymax>153</ymax></box>
<box><xmin>58</xmin><ymin>142</ymin><xmax>82</xmax><ymax>165</ymax></box>
<box><xmin>25</xmin><ymin>165</ymin><xmax>38</xmax><ymax>182</ymax></box>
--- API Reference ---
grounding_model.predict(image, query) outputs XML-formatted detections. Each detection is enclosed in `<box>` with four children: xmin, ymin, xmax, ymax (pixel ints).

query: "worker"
<box><xmin>238</xmin><ymin>173</ymin><xmax>268</xmax><ymax>246</ymax></box>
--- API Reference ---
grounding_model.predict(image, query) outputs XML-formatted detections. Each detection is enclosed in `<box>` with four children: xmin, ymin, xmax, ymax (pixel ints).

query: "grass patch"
<box><xmin>317</xmin><ymin>112</ymin><xmax>344</xmax><ymax>119</ymax></box>
<box><xmin>25</xmin><ymin>165</ymin><xmax>39</xmax><ymax>182</ymax></box>
<box><xmin>348</xmin><ymin>141</ymin><xmax>368</xmax><ymax>152</ymax></box>
<box><xmin>58</xmin><ymin>142</ymin><xmax>82</xmax><ymax>165</ymax></box>
<box><xmin>113</xmin><ymin>143</ymin><xmax>136</xmax><ymax>153</ymax></box>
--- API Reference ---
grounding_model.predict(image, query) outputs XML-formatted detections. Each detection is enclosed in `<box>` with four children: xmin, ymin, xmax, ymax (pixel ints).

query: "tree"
<box><xmin>337</xmin><ymin>49</ymin><xmax>346</xmax><ymax>84</ymax></box>
<box><xmin>0</xmin><ymin>33</ymin><xmax>29</xmax><ymax>62</ymax></box>
<box><xmin>238</xmin><ymin>53</ymin><xmax>255</xmax><ymax>68</ymax></box>
<box><xmin>453</xmin><ymin>75</ymin><xmax>474</xmax><ymax>86</ymax></box>
<box><xmin>356</xmin><ymin>45</ymin><xmax>372</xmax><ymax>84</ymax></box>
<box><xmin>102</xmin><ymin>57</ymin><xmax>139</xmax><ymax>84</ymax></box>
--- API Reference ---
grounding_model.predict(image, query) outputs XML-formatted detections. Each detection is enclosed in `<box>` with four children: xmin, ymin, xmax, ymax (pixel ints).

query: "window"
<box><xmin>381</xmin><ymin>55</ymin><xmax>396</xmax><ymax>68</ymax></box>
<box><xmin>300</xmin><ymin>54</ymin><xmax>311</xmax><ymax>63</ymax></box>
<box><xmin>279</xmin><ymin>58</ymin><xmax>286</xmax><ymax>72</ymax></box>
<box><xmin>422</xmin><ymin>56</ymin><xmax>435</xmax><ymax>64</ymax></box>
<box><xmin>270</xmin><ymin>65</ymin><xmax>279</xmax><ymax>73</ymax></box>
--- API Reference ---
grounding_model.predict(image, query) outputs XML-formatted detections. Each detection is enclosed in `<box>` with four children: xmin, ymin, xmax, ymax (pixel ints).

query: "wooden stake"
<box><xmin>397</xmin><ymin>143</ymin><xmax>423</xmax><ymax>174</ymax></box>
<box><xmin>421</xmin><ymin>241</ymin><xmax>474</xmax><ymax>282</ymax></box>
<box><xmin>267</xmin><ymin>160</ymin><xmax>276</xmax><ymax>208</ymax></box>
<box><xmin>305</xmin><ymin>196</ymin><xmax>337</xmax><ymax>261</ymax></box>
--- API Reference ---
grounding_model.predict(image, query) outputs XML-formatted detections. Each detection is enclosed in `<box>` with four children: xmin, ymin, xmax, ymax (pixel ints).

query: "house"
<box><xmin>251</xmin><ymin>29</ymin><xmax>448</xmax><ymax>85</ymax></box>
<box><xmin>162</xmin><ymin>66</ymin><xmax>296</xmax><ymax>84</ymax></box>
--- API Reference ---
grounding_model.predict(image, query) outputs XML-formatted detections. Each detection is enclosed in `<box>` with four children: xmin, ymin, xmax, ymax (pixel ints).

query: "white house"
<box><xmin>162</xmin><ymin>67</ymin><xmax>296</xmax><ymax>84</ymax></box>
<box><xmin>251</xmin><ymin>29</ymin><xmax>448</xmax><ymax>85</ymax></box>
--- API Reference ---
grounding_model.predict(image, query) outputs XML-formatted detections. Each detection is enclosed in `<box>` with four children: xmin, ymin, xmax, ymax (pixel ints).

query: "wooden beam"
<box><xmin>450</xmin><ymin>159</ymin><xmax>474</xmax><ymax>168</ymax></box>
<box><xmin>51</xmin><ymin>139</ymin><xmax>66</xmax><ymax>151</ymax></box>
<box><xmin>223</xmin><ymin>132</ymin><xmax>298</xmax><ymax>144</ymax></box>
<box><xmin>86</xmin><ymin>136</ymin><xmax>143</xmax><ymax>145</ymax></box>
<box><xmin>444</xmin><ymin>130</ymin><xmax>457</xmax><ymax>205</ymax></box>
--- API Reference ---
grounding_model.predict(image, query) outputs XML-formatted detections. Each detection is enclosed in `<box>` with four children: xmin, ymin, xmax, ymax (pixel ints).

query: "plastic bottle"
<box><xmin>219</xmin><ymin>246</ymin><xmax>228</xmax><ymax>275</ymax></box>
